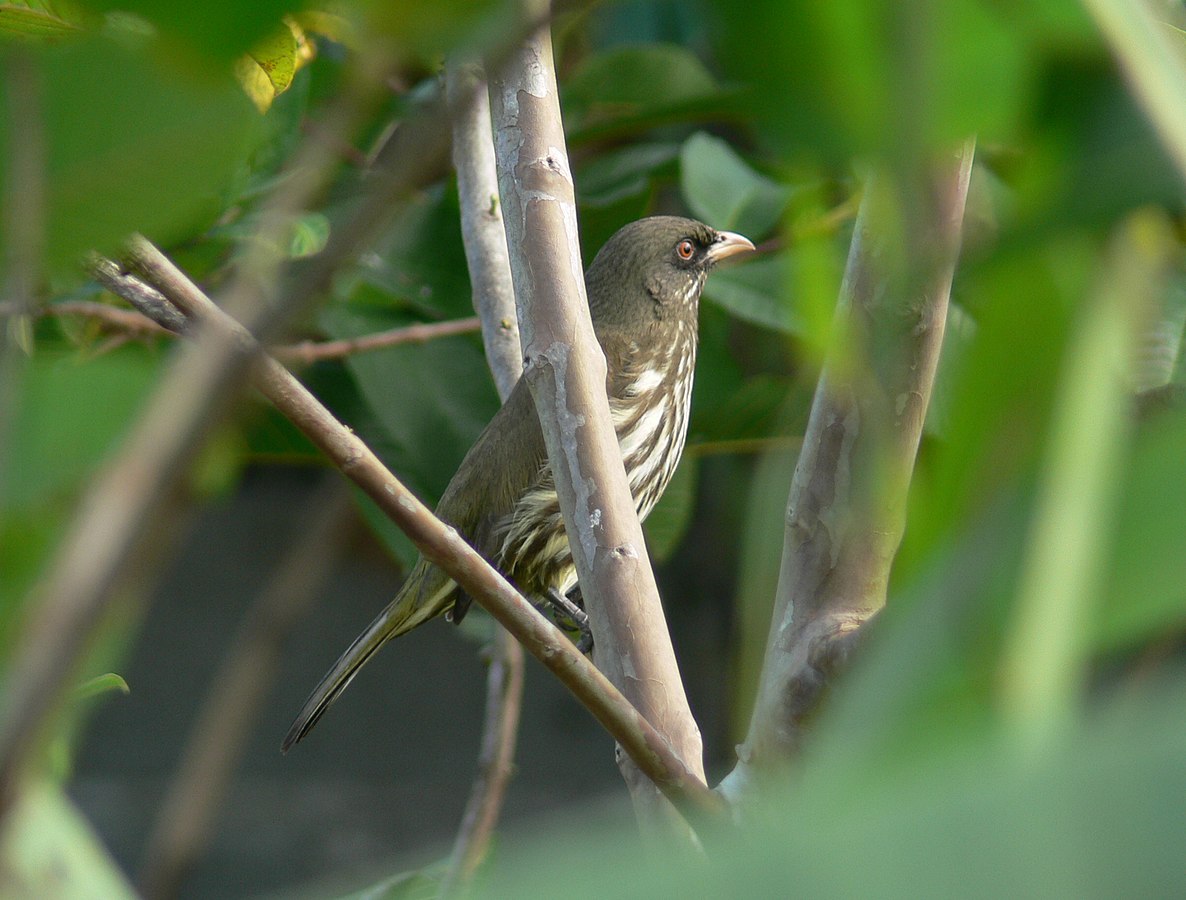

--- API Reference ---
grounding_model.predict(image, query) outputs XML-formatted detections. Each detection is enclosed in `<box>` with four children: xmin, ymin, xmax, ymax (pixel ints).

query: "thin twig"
<box><xmin>272</xmin><ymin>317</ymin><xmax>481</xmax><ymax>364</ymax></box>
<box><xmin>18</xmin><ymin>288</ymin><xmax>482</xmax><ymax>362</ymax></box>
<box><xmin>441</xmin><ymin>627</ymin><xmax>523</xmax><ymax>892</ymax></box>
<box><xmin>118</xmin><ymin>241</ymin><xmax>724</xmax><ymax>822</ymax></box>
<box><xmin>138</xmin><ymin>479</ymin><xmax>354</xmax><ymax>900</ymax></box>
<box><xmin>21</xmin><ymin>299</ymin><xmax>173</xmax><ymax>335</ymax></box>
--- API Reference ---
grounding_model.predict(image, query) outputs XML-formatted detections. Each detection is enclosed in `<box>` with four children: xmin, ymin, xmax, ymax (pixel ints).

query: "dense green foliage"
<box><xmin>2</xmin><ymin>0</ymin><xmax>1185</xmax><ymax>895</ymax></box>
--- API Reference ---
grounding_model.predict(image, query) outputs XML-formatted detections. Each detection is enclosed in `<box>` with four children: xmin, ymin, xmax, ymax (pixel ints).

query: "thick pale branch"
<box><xmin>488</xmin><ymin>0</ymin><xmax>706</xmax><ymax>831</ymax></box>
<box><xmin>722</xmin><ymin>144</ymin><xmax>976</xmax><ymax>799</ymax></box>
<box><xmin>447</xmin><ymin>58</ymin><xmax>523</xmax><ymax>399</ymax></box>
<box><xmin>111</xmin><ymin>245</ymin><xmax>724</xmax><ymax>822</ymax></box>
<box><xmin>439</xmin><ymin>56</ymin><xmax>527</xmax><ymax>894</ymax></box>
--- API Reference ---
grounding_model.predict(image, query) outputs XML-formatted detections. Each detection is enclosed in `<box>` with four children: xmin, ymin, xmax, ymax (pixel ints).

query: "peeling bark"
<box><xmin>722</xmin><ymin>144</ymin><xmax>976</xmax><ymax>801</ymax></box>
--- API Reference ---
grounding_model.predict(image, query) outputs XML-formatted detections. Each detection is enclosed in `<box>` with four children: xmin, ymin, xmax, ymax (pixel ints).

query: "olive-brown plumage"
<box><xmin>283</xmin><ymin>216</ymin><xmax>753</xmax><ymax>749</ymax></box>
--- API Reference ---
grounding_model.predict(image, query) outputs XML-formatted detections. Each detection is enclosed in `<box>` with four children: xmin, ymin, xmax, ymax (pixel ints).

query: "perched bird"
<box><xmin>283</xmin><ymin>216</ymin><xmax>754</xmax><ymax>749</ymax></box>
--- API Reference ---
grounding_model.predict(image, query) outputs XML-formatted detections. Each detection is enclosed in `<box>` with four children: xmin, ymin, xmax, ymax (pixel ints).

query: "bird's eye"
<box><xmin>676</xmin><ymin>239</ymin><xmax>695</xmax><ymax>260</ymax></box>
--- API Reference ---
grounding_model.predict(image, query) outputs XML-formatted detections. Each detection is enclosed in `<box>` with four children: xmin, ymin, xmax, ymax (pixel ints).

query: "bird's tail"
<box><xmin>281</xmin><ymin>562</ymin><xmax>455</xmax><ymax>751</ymax></box>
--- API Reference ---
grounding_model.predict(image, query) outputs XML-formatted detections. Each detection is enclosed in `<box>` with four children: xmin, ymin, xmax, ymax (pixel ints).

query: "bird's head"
<box><xmin>586</xmin><ymin>216</ymin><xmax>755</xmax><ymax>327</ymax></box>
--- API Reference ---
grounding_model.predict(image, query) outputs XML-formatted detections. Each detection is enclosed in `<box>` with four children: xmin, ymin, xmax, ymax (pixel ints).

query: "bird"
<box><xmin>282</xmin><ymin>216</ymin><xmax>754</xmax><ymax>750</ymax></box>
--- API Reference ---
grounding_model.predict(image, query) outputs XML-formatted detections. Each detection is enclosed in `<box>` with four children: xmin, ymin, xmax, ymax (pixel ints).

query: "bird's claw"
<box><xmin>544</xmin><ymin>587</ymin><xmax>594</xmax><ymax>654</ymax></box>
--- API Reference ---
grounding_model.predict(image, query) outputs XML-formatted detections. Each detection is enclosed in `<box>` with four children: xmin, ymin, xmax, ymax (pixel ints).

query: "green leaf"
<box><xmin>577</xmin><ymin>141</ymin><xmax>680</xmax><ymax>208</ymax></box>
<box><xmin>702</xmin><ymin>254</ymin><xmax>800</xmax><ymax>335</ymax></box>
<box><xmin>336</xmin><ymin>186</ymin><xmax>475</xmax><ymax>321</ymax></box>
<box><xmin>997</xmin><ymin>213</ymin><xmax>1167</xmax><ymax>741</ymax></box>
<box><xmin>487</xmin><ymin>680</ymin><xmax>1186</xmax><ymax>897</ymax></box>
<box><xmin>1095</xmin><ymin>412</ymin><xmax>1186</xmax><ymax>651</ymax></box>
<box><xmin>643</xmin><ymin>456</ymin><xmax>697</xmax><ymax>562</ymax></box>
<box><xmin>71</xmin><ymin>0</ymin><xmax>297</xmax><ymax>59</ymax></box>
<box><xmin>680</xmin><ymin>132</ymin><xmax>790</xmax><ymax>238</ymax></box>
<box><xmin>0</xmin><ymin>2</ymin><xmax>84</xmax><ymax>39</ymax></box>
<box><xmin>233</xmin><ymin>17</ymin><xmax>312</xmax><ymax>112</ymax></box>
<box><xmin>0</xmin><ymin>37</ymin><xmax>257</xmax><ymax>271</ymax></box>
<box><xmin>71</xmin><ymin>672</ymin><xmax>129</xmax><ymax>702</ymax></box>
<box><xmin>286</xmin><ymin>211</ymin><xmax>330</xmax><ymax>258</ymax></box>
<box><xmin>2</xmin><ymin>782</ymin><xmax>136</xmax><ymax>899</ymax></box>
<box><xmin>2</xmin><ymin>348</ymin><xmax>163</xmax><ymax>513</ymax></box>
<box><xmin>715</xmin><ymin>0</ymin><xmax>1055</xmax><ymax>158</ymax></box>
<box><xmin>563</xmin><ymin>43</ymin><xmax>725</xmax><ymax>136</ymax></box>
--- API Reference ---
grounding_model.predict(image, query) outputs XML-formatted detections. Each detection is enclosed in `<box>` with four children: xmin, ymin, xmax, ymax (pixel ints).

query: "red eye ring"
<box><xmin>676</xmin><ymin>239</ymin><xmax>695</xmax><ymax>260</ymax></box>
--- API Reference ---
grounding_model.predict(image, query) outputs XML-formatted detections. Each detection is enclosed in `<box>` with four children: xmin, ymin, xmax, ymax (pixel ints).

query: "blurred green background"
<box><xmin>2</xmin><ymin>0</ymin><xmax>1185</xmax><ymax>896</ymax></box>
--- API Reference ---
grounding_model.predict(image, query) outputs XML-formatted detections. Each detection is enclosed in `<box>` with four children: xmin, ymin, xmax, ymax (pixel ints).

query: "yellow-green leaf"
<box><xmin>72</xmin><ymin>672</ymin><xmax>130</xmax><ymax>702</ymax></box>
<box><xmin>0</xmin><ymin>2</ymin><xmax>82</xmax><ymax>40</ymax></box>
<box><xmin>234</xmin><ymin>18</ymin><xmax>313</xmax><ymax>112</ymax></box>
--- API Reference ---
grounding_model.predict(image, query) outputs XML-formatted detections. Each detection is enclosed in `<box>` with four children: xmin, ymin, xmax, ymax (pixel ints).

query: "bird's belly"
<box><xmin>492</xmin><ymin>384</ymin><xmax>691</xmax><ymax>600</ymax></box>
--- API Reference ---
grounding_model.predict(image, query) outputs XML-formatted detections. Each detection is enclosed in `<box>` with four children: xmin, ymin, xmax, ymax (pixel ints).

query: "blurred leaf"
<box><xmin>563</xmin><ymin>43</ymin><xmax>727</xmax><ymax>137</ymax></box>
<box><xmin>0</xmin><ymin>37</ymin><xmax>257</xmax><ymax>271</ymax></box>
<box><xmin>71</xmin><ymin>0</ymin><xmax>297</xmax><ymax>59</ymax></box>
<box><xmin>1096</xmin><ymin>411</ymin><xmax>1186</xmax><ymax>651</ymax></box>
<box><xmin>898</xmin><ymin>235</ymin><xmax>1087</xmax><ymax>577</ymax></box>
<box><xmin>337</xmin><ymin>186</ymin><xmax>474</xmax><ymax>320</ymax></box>
<box><xmin>730</xmin><ymin>445</ymin><xmax>796</xmax><ymax>738</ymax></box>
<box><xmin>234</xmin><ymin>17</ymin><xmax>312</xmax><ymax>112</ymax></box>
<box><xmin>0</xmin><ymin>510</ymin><xmax>58</xmax><ymax>651</ymax></box>
<box><xmin>923</xmin><ymin>302</ymin><xmax>976</xmax><ymax>437</ymax></box>
<box><xmin>692</xmin><ymin>375</ymin><xmax>794</xmax><ymax>443</ymax></box>
<box><xmin>187</xmin><ymin>423</ymin><xmax>247</xmax><ymax>498</ymax></box>
<box><xmin>714</xmin><ymin>0</ymin><xmax>1062</xmax><ymax>158</ymax></box>
<box><xmin>291</xmin><ymin>9</ymin><xmax>358</xmax><ymax>50</ymax></box>
<box><xmin>340</xmin><ymin>867</ymin><xmax>441</xmax><ymax>900</ymax></box>
<box><xmin>998</xmin><ymin>212</ymin><xmax>1170</xmax><ymax>741</ymax></box>
<box><xmin>680</xmin><ymin>132</ymin><xmax>790</xmax><ymax>238</ymax></box>
<box><xmin>358</xmin><ymin>0</ymin><xmax>511</xmax><ymax>64</ymax></box>
<box><xmin>1</xmin><ymin>348</ymin><xmax>162</xmax><ymax>512</ymax></box>
<box><xmin>1</xmin><ymin>782</ymin><xmax>136</xmax><ymax>899</ymax></box>
<box><xmin>702</xmin><ymin>254</ymin><xmax>800</xmax><ymax>335</ymax></box>
<box><xmin>8</xmin><ymin>313</ymin><xmax>35</xmax><ymax>355</ymax></box>
<box><xmin>577</xmin><ymin>141</ymin><xmax>679</xmax><ymax>208</ymax></box>
<box><xmin>209</xmin><ymin>210</ymin><xmax>331</xmax><ymax>261</ymax></box>
<box><xmin>71</xmin><ymin>672</ymin><xmax>129</xmax><ymax>702</ymax></box>
<box><xmin>0</xmin><ymin>1</ymin><xmax>83</xmax><ymax>38</ymax></box>
<box><xmin>643</xmin><ymin>456</ymin><xmax>697</xmax><ymax>562</ymax></box>
<box><xmin>489</xmin><ymin>678</ymin><xmax>1186</xmax><ymax>897</ymax></box>
<box><xmin>286</xmin><ymin>211</ymin><xmax>330</xmax><ymax>258</ymax></box>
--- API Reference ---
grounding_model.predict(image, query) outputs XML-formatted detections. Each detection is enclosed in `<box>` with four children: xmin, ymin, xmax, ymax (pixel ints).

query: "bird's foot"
<box><xmin>545</xmin><ymin>587</ymin><xmax>593</xmax><ymax>654</ymax></box>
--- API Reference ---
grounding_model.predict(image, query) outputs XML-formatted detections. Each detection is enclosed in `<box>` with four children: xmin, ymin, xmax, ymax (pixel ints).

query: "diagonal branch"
<box><xmin>488</xmin><ymin>0</ymin><xmax>706</xmax><ymax>836</ymax></box>
<box><xmin>721</xmin><ymin>143</ymin><xmax>976</xmax><ymax>800</ymax></box>
<box><xmin>102</xmin><ymin>243</ymin><xmax>724</xmax><ymax>823</ymax></box>
<box><xmin>0</xmin><ymin>71</ymin><xmax>443</xmax><ymax>818</ymax></box>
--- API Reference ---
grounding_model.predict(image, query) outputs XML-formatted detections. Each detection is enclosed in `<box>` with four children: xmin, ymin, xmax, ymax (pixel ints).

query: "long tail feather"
<box><xmin>282</xmin><ymin>568</ymin><xmax>454</xmax><ymax>750</ymax></box>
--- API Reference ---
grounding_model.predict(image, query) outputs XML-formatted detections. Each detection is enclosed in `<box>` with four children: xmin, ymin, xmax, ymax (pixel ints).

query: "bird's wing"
<box><xmin>435</xmin><ymin>374</ymin><xmax>550</xmax><ymax>550</ymax></box>
<box><xmin>284</xmin><ymin>382</ymin><xmax>551</xmax><ymax>750</ymax></box>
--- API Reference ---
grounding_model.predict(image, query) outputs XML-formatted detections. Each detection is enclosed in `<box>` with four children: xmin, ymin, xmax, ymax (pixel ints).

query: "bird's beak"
<box><xmin>707</xmin><ymin>230</ymin><xmax>756</xmax><ymax>264</ymax></box>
